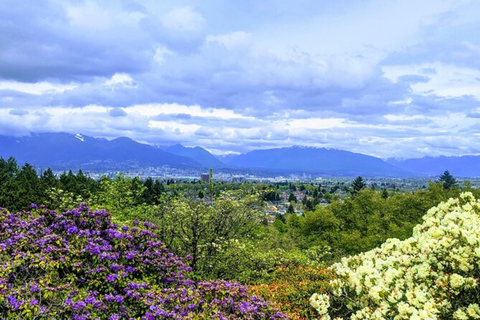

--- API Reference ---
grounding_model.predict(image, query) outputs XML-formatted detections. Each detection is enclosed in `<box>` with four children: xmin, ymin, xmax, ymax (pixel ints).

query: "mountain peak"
<box><xmin>75</xmin><ymin>133</ymin><xmax>85</xmax><ymax>142</ymax></box>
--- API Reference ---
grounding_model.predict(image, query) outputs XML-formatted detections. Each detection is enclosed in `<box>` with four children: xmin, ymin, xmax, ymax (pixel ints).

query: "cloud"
<box><xmin>0</xmin><ymin>0</ymin><xmax>154</xmax><ymax>82</ymax></box>
<box><xmin>0</xmin><ymin>81</ymin><xmax>77</xmax><ymax>95</ymax></box>
<box><xmin>162</xmin><ymin>7</ymin><xmax>205</xmax><ymax>32</ymax></box>
<box><xmin>383</xmin><ymin>63</ymin><xmax>480</xmax><ymax>100</ymax></box>
<box><xmin>9</xmin><ymin>109</ymin><xmax>28</xmax><ymax>116</ymax></box>
<box><xmin>206</xmin><ymin>31</ymin><xmax>252</xmax><ymax>50</ymax></box>
<box><xmin>109</xmin><ymin>108</ymin><xmax>127</xmax><ymax>117</ymax></box>
<box><xmin>1</xmin><ymin>0</ymin><xmax>480</xmax><ymax>158</ymax></box>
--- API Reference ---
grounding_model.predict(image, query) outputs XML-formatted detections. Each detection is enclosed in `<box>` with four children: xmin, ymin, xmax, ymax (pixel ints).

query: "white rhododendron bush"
<box><xmin>311</xmin><ymin>192</ymin><xmax>480</xmax><ymax>319</ymax></box>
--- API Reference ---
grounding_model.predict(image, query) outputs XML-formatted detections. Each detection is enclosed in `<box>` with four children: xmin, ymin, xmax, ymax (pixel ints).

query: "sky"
<box><xmin>1</xmin><ymin>0</ymin><xmax>480</xmax><ymax>159</ymax></box>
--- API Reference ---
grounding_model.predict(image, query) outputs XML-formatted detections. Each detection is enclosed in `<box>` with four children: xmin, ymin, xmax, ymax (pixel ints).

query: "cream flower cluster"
<box><xmin>311</xmin><ymin>192</ymin><xmax>480</xmax><ymax>319</ymax></box>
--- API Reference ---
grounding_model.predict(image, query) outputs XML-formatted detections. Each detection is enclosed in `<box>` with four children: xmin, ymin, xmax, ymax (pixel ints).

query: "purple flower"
<box><xmin>114</xmin><ymin>295</ymin><xmax>124</xmax><ymax>303</ymax></box>
<box><xmin>67</xmin><ymin>226</ymin><xmax>78</xmax><ymax>234</ymax></box>
<box><xmin>125</xmin><ymin>251</ymin><xmax>136</xmax><ymax>260</ymax></box>
<box><xmin>104</xmin><ymin>294</ymin><xmax>115</xmax><ymax>303</ymax></box>
<box><xmin>110</xmin><ymin>264</ymin><xmax>123</xmax><ymax>272</ymax></box>
<box><xmin>30</xmin><ymin>283</ymin><xmax>40</xmax><ymax>293</ymax></box>
<box><xmin>72</xmin><ymin>301</ymin><xmax>86</xmax><ymax>311</ymax></box>
<box><xmin>106</xmin><ymin>274</ymin><xmax>118</xmax><ymax>282</ymax></box>
<box><xmin>85</xmin><ymin>296</ymin><xmax>96</xmax><ymax>304</ymax></box>
<box><xmin>30</xmin><ymin>299</ymin><xmax>39</xmax><ymax>306</ymax></box>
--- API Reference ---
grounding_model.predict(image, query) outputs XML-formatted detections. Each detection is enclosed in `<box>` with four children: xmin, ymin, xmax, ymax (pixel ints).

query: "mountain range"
<box><xmin>223</xmin><ymin>146</ymin><xmax>406</xmax><ymax>177</ymax></box>
<box><xmin>0</xmin><ymin>133</ymin><xmax>199</xmax><ymax>170</ymax></box>
<box><xmin>387</xmin><ymin>156</ymin><xmax>480</xmax><ymax>177</ymax></box>
<box><xmin>1</xmin><ymin>132</ymin><xmax>479</xmax><ymax>177</ymax></box>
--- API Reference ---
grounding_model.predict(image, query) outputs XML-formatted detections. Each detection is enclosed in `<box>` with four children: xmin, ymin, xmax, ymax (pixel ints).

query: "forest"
<box><xmin>0</xmin><ymin>156</ymin><xmax>479</xmax><ymax>319</ymax></box>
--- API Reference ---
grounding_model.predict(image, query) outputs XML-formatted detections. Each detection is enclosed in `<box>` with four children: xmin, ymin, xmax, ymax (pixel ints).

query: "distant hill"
<box><xmin>387</xmin><ymin>156</ymin><xmax>480</xmax><ymax>177</ymax></box>
<box><xmin>160</xmin><ymin>144</ymin><xmax>225</xmax><ymax>168</ymax></box>
<box><xmin>0</xmin><ymin>132</ymin><xmax>199</xmax><ymax>170</ymax></box>
<box><xmin>4</xmin><ymin>133</ymin><xmax>480</xmax><ymax>177</ymax></box>
<box><xmin>223</xmin><ymin>146</ymin><xmax>408</xmax><ymax>177</ymax></box>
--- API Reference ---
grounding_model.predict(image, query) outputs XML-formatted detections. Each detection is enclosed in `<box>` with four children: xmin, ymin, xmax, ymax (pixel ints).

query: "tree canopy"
<box><xmin>438</xmin><ymin>170</ymin><xmax>458</xmax><ymax>190</ymax></box>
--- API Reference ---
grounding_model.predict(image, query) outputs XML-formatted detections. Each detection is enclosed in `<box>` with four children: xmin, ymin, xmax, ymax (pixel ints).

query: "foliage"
<box><xmin>311</xmin><ymin>193</ymin><xmax>480</xmax><ymax>319</ymax></box>
<box><xmin>438</xmin><ymin>170</ymin><xmax>458</xmax><ymax>190</ymax></box>
<box><xmin>284</xmin><ymin>184</ymin><xmax>468</xmax><ymax>260</ymax></box>
<box><xmin>203</xmin><ymin>239</ymin><xmax>320</xmax><ymax>283</ymax></box>
<box><xmin>351</xmin><ymin>176</ymin><xmax>365</xmax><ymax>196</ymax></box>
<box><xmin>250</xmin><ymin>266</ymin><xmax>335</xmax><ymax>320</ymax></box>
<box><xmin>0</xmin><ymin>204</ymin><xmax>287</xmax><ymax>319</ymax></box>
<box><xmin>0</xmin><ymin>158</ymin><xmax>98</xmax><ymax>212</ymax></box>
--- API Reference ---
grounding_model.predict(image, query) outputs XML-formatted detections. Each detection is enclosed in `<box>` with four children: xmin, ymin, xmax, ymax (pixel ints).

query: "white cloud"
<box><xmin>383</xmin><ymin>63</ymin><xmax>480</xmax><ymax>100</ymax></box>
<box><xmin>125</xmin><ymin>103</ymin><xmax>253</xmax><ymax>120</ymax></box>
<box><xmin>153</xmin><ymin>46</ymin><xmax>173</xmax><ymax>64</ymax></box>
<box><xmin>0</xmin><ymin>81</ymin><xmax>77</xmax><ymax>95</ymax></box>
<box><xmin>206</xmin><ymin>31</ymin><xmax>252</xmax><ymax>50</ymax></box>
<box><xmin>384</xmin><ymin>114</ymin><xmax>425</xmax><ymax>121</ymax></box>
<box><xmin>104</xmin><ymin>73</ymin><xmax>136</xmax><ymax>88</ymax></box>
<box><xmin>66</xmin><ymin>1</ymin><xmax>146</xmax><ymax>30</ymax></box>
<box><xmin>162</xmin><ymin>7</ymin><xmax>205</xmax><ymax>32</ymax></box>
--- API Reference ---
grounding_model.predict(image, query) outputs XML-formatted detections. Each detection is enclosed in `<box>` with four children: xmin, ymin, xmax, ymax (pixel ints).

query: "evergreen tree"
<box><xmin>287</xmin><ymin>203</ymin><xmax>295</xmax><ymax>214</ymax></box>
<box><xmin>0</xmin><ymin>157</ymin><xmax>19</xmax><ymax>209</ymax></box>
<box><xmin>15</xmin><ymin>163</ymin><xmax>41</xmax><ymax>210</ymax></box>
<box><xmin>288</xmin><ymin>193</ymin><xmax>297</xmax><ymax>203</ymax></box>
<box><xmin>59</xmin><ymin>170</ymin><xmax>78</xmax><ymax>193</ymax></box>
<box><xmin>438</xmin><ymin>170</ymin><xmax>458</xmax><ymax>190</ymax></box>
<box><xmin>351</xmin><ymin>176</ymin><xmax>365</xmax><ymax>196</ymax></box>
<box><xmin>381</xmin><ymin>188</ymin><xmax>389</xmax><ymax>199</ymax></box>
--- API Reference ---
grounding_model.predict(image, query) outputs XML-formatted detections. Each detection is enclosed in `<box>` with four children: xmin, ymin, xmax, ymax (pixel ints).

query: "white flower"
<box><xmin>310</xmin><ymin>293</ymin><xmax>330</xmax><ymax>316</ymax></box>
<box><xmin>310</xmin><ymin>195</ymin><xmax>480</xmax><ymax>319</ymax></box>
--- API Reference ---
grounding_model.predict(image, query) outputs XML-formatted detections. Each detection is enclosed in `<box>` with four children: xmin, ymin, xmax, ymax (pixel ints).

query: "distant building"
<box><xmin>201</xmin><ymin>174</ymin><xmax>210</xmax><ymax>183</ymax></box>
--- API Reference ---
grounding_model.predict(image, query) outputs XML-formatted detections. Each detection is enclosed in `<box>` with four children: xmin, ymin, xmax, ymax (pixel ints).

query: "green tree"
<box><xmin>91</xmin><ymin>174</ymin><xmax>145</xmax><ymax>215</ymax></box>
<box><xmin>351</xmin><ymin>176</ymin><xmax>365</xmax><ymax>196</ymax></box>
<box><xmin>0</xmin><ymin>157</ymin><xmax>19</xmax><ymax>210</ymax></box>
<box><xmin>17</xmin><ymin>164</ymin><xmax>41</xmax><ymax>207</ymax></box>
<box><xmin>381</xmin><ymin>188</ymin><xmax>389</xmax><ymax>199</ymax></box>
<box><xmin>287</xmin><ymin>203</ymin><xmax>295</xmax><ymax>214</ymax></box>
<box><xmin>438</xmin><ymin>170</ymin><xmax>458</xmax><ymax>190</ymax></box>
<box><xmin>288</xmin><ymin>193</ymin><xmax>297</xmax><ymax>203</ymax></box>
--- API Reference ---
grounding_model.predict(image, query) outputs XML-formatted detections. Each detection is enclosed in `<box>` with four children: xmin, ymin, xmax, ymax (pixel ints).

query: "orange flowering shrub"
<box><xmin>249</xmin><ymin>266</ymin><xmax>335</xmax><ymax>319</ymax></box>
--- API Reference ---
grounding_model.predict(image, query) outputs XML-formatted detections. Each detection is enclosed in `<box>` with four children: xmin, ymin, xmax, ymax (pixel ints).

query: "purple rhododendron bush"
<box><xmin>0</xmin><ymin>204</ymin><xmax>287</xmax><ymax>319</ymax></box>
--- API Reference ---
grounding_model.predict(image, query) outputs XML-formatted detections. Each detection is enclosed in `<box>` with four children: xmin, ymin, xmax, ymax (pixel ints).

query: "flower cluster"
<box><xmin>311</xmin><ymin>192</ymin><xmax>480</xmax><ymax>319</ymax></box>
<box><xmin>0</xmin><ymin>204</ymin><xmax>287</xmax><ymax>319</ymax></box>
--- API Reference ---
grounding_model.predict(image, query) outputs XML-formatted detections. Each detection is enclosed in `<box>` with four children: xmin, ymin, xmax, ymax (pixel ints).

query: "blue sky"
<box><xmin>1</xmin><ymin>0</ymin><xmax>480</xmax><ymax>158</ymax></box>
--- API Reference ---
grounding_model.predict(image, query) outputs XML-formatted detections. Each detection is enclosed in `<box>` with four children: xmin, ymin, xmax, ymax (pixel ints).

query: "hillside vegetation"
<box><xmin>2</xmin><ymin>157</ymin><xmax>480</xmax><ymax>318</ymax></box>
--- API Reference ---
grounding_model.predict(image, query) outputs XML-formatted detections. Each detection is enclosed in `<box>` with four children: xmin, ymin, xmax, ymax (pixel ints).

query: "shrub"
<box><xmin>250</xmin><ymin>265</ymin><xmax>335</xmax><ymax>319</ymax></box>
<box><xmin>310</xmin><ymin>192</ymin><xmax>480</xmax><ymax>319</ymax></box>
<box><xmin>0</xmin><ymin>204</ymin><xmax>287</xmax><ymax>319</ymax></box>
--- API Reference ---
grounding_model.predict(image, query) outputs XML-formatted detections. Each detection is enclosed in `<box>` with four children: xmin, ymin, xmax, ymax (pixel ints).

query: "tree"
<box><xmin>351</xmin><ymin>176</ymin><xmax>365</xmax><ymax>196</ymax></box>
<box><xmin>381</xmin><ymin>188</ymin><xmax>389</xmax><ymax>199</ymax></box>
<box><xmin>287</xmin><ymin>203</ymin><xmax>295</xmax><ymax>214</ymax></box>
<box><xmin>288</xmin><ymin>193</ymin><xmax>297</xmax><ymax>203</ymax></box>
<box><xmin>15</xmin><ymin>163</ymin><xmax>41</xmax><ymax>210</ymax></box>
<box><xmin>0</xmin><ymin>157</ymin><xmax>19</xmax><ymax>210</ymax></box>
<box><xmin>438</xmin><ymin>170</ymin><xmax>458</xmax><ymax>190</ymax></box>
